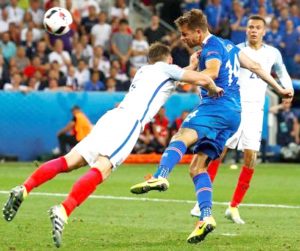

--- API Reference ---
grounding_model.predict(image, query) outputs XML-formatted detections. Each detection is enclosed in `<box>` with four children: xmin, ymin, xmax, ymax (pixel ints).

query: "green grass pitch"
<box><xmin>0</xmin><ymin>162</ymin><xmax>299</xmax><ymax>251</ymax></box>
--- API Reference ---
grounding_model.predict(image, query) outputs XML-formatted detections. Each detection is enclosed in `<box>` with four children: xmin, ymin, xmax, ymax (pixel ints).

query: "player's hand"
<box><xmin>208</xmin><ymin>87</ymin><xmax>224</xmax><ymax>97</ymax></box>
<box><xmin>280</xmin><ymin>88</ymin><xmax>294</xmax><ymax>102</ymax></box>
<box><xmin>189</xmin><ymin>50</ymin><xmax>201</xmax><ymax>70</ymax></box>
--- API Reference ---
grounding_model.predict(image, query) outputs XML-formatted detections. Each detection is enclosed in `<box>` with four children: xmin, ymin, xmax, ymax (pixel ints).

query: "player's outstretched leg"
<box><xmin>49</xmin><ymin>205</ymin><xmax>68</xmax><ymax>248</ymax></box>
<box><xmin>130</xmin><ymin>176</ymin><xmax>169</xmax><ymax>194</ymax></box>
<box><xmin>187</xmin><ymin>216</ymin><xmax>216</xmax><ymax>244</ymax></box>
<box><xmin>225</xmin><ymin>206</ymin><xmax>245</xmax><ymax>224</ymax></box>
<box><xmin>3</xmin><ymin>185</ymin><xmax>27</xmax><ymax>221</ymax></box>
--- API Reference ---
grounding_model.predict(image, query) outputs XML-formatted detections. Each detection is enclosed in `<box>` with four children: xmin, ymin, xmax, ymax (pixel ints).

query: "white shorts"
<box><xmin>74</xmin><ymin>109</ymin><xmax>141</xmax><ymax>169</ymax></box>
<box><xmin>226</xmin><ymin>103</ymin><xmax>264</xmax><ymax>151</ymax></box>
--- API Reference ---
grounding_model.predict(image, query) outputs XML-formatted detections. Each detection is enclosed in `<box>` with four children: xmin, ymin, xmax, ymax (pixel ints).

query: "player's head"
<box><xmin>246</xmin><ymin>15</ymin><xmax>266</xmax><ymax>45</ymax></box>
<box><xmin>72</xmin><ymin>105</ymin><xmax>80</xmax><ymax>111</ymax></box>
<box><xmin>148</xmin><ymin>42</ymin><xmax>172</xmax><ymax>64</ymax></box>
<box><xmin>175</xmin><ymin>9</ymin><xmax>208</xmax><ymax>48</ymax></box>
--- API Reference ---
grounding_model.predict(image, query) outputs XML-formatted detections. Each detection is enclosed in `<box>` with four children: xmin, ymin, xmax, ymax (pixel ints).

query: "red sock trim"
<box><xmin>59</xmin><ymin>156</ymin><xmax>69</xmax><ymax>172</ymax></box>
<box><xmin>62</xmin><ymin>168</ymin><xmax>103</xmax><ymax>216</ymax></box>
<box><xmin>231</xmin><ymin>166</ymin><xmax>254</xmax><ymax>207</ymax></box>
<box><xmin>207</xmin><ymin>159</ymin><xmax>221</xmax><ymax>183</ymax></box>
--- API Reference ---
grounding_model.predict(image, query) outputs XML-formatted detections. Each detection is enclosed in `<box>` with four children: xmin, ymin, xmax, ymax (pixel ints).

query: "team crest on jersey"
<box><xmin>226</xmin><ymin>44</ymin><xmax>233</xmax><ymax>51</ymax></box>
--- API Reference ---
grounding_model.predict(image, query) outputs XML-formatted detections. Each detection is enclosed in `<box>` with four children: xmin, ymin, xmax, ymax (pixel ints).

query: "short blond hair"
<box><xmin>175</xmin><ymin>9</ymin><xmax>208</xmax><ymax>32</ymax></box>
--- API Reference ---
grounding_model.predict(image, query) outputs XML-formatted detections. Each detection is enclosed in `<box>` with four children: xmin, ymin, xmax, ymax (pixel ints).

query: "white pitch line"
<box><xmin>0</xmin><ymin>190</ymin><xmax>299</xmax><ymax>209</ymax></box>
<box><xmin>220</xmin><ymin>233</ymin><xmax>239</xmax><ymax>237</ymax></box>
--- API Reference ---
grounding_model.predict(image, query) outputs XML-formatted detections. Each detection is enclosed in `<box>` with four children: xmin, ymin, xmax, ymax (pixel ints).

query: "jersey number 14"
<box><xmin>226</xmin><ymin>54</ymin><xmax>240</xmax><ymax>86</ymax></box>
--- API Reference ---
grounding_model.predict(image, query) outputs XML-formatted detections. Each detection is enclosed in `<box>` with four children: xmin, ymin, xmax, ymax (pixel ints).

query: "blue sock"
<box><xmin>153</xmin><ymin>141</ymin><xmax>187</xmax><ymax>178</ymax></box>
<box><xmin>193</xmin><ymin>172</ymin><xmax>212</xmax><ymax>220</ymax></box>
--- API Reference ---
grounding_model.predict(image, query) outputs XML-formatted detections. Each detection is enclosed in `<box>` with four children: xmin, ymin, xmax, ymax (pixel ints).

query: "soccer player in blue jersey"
<box><xmin>130</xmin><ymin>9</ymin><xmax>293</xmax><ymax>244</ymax></box>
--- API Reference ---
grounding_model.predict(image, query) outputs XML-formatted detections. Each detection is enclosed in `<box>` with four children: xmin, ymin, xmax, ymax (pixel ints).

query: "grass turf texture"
<box><xmin>0</xmin><ymin>162</ymin><xmax>299</xmax><ymax>251</ymax></box>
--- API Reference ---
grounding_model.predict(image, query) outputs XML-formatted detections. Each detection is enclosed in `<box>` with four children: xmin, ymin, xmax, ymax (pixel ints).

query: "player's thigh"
<box><xmin>74</xmin><ymin>109</ymin><xmax>141</xmax><ymax>169</ymax></box>
<box><xmin>171</xmin><ymin>127</ymin><xmax>198</xmax><ymax>146</ymax></box>
<box><xmin>238</xmin><ymin>110</ymin><xmax>263</xmax><ymax>151</ymax></box>
<box><xmin>226</xmin><ymin>122</ymin><xmax>243</xmax><ymax>149</ymax></box>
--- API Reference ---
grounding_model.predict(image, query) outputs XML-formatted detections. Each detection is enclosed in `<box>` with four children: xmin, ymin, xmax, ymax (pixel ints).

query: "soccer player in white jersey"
<box><xmin>2</xmin><ymin>42</ymin><xmax>222</xmax><ymax>248</ymax></box>
<box><xmin>190</xmin><ymin>15</ymin><xmax>294</xmax><ymax>224</ymax></box>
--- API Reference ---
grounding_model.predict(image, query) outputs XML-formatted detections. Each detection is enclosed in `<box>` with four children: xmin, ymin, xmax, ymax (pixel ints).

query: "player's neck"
<box><xmin>201</xmin><ymin>32</ymin><xmax>211</xmax><ymax>45</ymax></box>
<box><xmin>248</xmin><ymin>41</ymin><xmax>263</xmax><ymax>50</ymax></box>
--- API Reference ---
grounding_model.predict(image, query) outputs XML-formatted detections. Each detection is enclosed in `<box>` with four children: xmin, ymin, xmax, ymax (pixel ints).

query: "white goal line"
<box><xmin>0</xmin><ymin>190</ymin><xmax>299</xmax><ymax>209</ymax></box>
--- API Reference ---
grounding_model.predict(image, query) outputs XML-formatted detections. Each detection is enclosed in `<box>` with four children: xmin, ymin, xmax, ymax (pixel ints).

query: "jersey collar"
<box><xmin>202</xmin><ymin>34</ymin><xmax>213</xmax><ymax>46</ymax></box>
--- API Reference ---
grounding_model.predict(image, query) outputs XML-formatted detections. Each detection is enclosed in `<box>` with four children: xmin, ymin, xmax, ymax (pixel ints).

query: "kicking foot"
<box><xmin>3</xmin><ymin>185</ymin><xmax>27</xmax><ymax>221</ymax></box>
<box><xmin>130</xmin><ymin>176</ymin><xmax>169</xmax><ymax>194</ymax></box>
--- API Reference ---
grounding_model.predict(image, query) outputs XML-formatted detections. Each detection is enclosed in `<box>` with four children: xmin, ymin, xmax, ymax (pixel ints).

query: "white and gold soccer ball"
<box><xmin>43</xmin><ymin>7</ymin><xmax>73</xmax><ymax>36</ymax></box>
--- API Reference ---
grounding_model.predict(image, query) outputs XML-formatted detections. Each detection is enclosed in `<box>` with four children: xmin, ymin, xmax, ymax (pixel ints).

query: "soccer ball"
<box><xmin>43</xmin><ymin>7</ymin><xmax>73</xmax><ymax>36</ymax></box>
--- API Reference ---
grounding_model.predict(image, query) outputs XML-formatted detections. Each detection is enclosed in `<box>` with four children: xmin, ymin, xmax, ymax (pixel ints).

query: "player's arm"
<box><xmin>57</xmin><ymin>121</ymin><xmax>75</xmax><ymax>136</ymax></box>
<box><xmin>184</xmin><ymin>50</ymin><xmax>200</xmax><ymax>70</ymax></box>
<box><xmin>180</xmin><ymin>69</ymin><xmax>223</xmax><ymax>97</ymax></box>
<box><xmin>238</xmin><ymin>51</ymin><xmax>293</xmax><ymax>99</ymax></box>
<box><xmin>199</xmin><ymin>59</ymin><xmax>221</xmax><ymax>80</ymax></box>
<box><xmin>166</xmin><ymin>64</ymin><xmax>223</xmax><ymax>96</ymax></box>
<box><xmin>272</xmin><ymin>48</ymin><xmax>294</xmax><ymax>101</ymax></box>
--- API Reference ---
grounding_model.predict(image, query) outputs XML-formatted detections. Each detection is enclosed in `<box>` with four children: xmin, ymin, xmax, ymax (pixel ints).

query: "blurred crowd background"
<box><xmin>0</xmin><ymin>0</ymin><xmax>299</xmax><ymax>161</ymax></box>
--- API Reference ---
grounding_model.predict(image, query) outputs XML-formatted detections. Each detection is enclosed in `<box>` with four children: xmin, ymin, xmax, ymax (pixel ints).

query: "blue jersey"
<box><xmin>181</xmin><ymin>35</ymin><xmax>242</xmax><ymax>159</ymax></box>
<box><xmin>199</xmin><ymin>35</ymin><xmax>241</xmax><ymax>109</ymax></box>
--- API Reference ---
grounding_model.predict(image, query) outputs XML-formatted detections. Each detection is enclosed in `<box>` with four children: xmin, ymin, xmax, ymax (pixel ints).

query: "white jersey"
<box><xmin>118</xmin><ymin>62</ymin><xmax>184</xmax><ymax>128</ymax></box>
<box><xmin>238</xmin><ymin>42</ymin><xmax>292</xmax><ymax>105</ymax></box>
<box><xmin>226</xmin><ymin>42</ymin><xmax>293</xmax><ymax>151</ymax></box>
<box><xmin>74</xmin><ymin>61</ymin><xmax>184</xmax><ymax>167</ymax></box>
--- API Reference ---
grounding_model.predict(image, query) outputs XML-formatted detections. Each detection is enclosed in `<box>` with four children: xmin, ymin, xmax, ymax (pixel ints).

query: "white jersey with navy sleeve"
<box><xmin>237</xmin><ymin>42</ymin><xmax>292</xmax><ymax>104</ymax></box>
<box><xmin>119</xmin><ymin>62</ymin><xmax>184</xmax><ymax>128</ymax></box>
<box><xmin>74</xmin><ymin>62</ymin><xmax>184</xmax><ymax>168</ymax></box>
<box><xmin>226</xmin><ymin>42</ymin><xmax>293</xmax><ymax>151</ymax></box>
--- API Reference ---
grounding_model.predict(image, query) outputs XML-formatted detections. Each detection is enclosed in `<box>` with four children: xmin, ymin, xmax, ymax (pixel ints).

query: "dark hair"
<box><xmin>248</xmin><ymin>15</ymin><xmax>266</xmax><ymax>26</ymax></box>
<box><xmin>72</xmin><ymin>105</ymin><xmax>80</xmax><ymax>111</ymax></box>
<box><xmin>147</xmin><ymin>42</ymin><xmax>171</xmax><ymax>64</ymax></box>
<box><xmin>175</xmin><ymin>9</ymin><xmax>208</xmax><ymax>32</ymax></box>
<box><xmin>119</xmin><ymin>18</ymin><xmax>128</xmax><ymax>25</ymax></box>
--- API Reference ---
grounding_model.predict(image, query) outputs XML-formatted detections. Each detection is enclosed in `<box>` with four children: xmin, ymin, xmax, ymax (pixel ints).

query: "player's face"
<box><xmin>178</xmin><ymin>24</ymin><xmax>202</xmax><ymax>48</ymax></box>
<box><xmin>246</xmin><ymin>19</ymin><xmax>266</xmax><ymax>45</ymax></box>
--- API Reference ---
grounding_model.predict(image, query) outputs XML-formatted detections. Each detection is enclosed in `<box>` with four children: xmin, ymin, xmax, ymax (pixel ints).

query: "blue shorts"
<box><xmin>182</xmin><ymin>102</ymin><xmax>241</xmax><ymax>160</ymax></box>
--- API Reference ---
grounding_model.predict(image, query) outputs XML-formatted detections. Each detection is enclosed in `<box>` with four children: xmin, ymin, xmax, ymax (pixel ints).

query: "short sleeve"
<box><xmin>203</xmin><ymin>44</ymin><xmax>223</xmax><ymax>63</ymax></box>
<box><xmin>162</xmin><ymin>64</ymin><xmax>185</xmax><ymax>80</ymax></box>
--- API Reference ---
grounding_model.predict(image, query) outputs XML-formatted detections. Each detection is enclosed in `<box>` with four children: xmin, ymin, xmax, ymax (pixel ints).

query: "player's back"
<box><xmin>118</xmin><ymin>62</ymin><xmax>178</xmax><ymax>127</ymax></box>
<box><xmin>199</xmin><ymin>35</ymin><xmax>240</xmax><ymax>108</ymax></box>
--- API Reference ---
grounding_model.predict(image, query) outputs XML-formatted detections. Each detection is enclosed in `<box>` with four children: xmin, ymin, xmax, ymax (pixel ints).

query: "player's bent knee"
<box><xmin>64</xmin><ymin>149</ymin><xmax>87</xmax><ymax>171</ymax></box>
<box><xmin>92</xmin><ymin>156</ymin><xmax>112</xmax><ymax>180</ymax></box>
<box><xmin>244</xmin><ymin>150</ymin><xmax>257</xmax><ymax>168</ymax></box>
<box><xmin>189</xmin><ymin>153</ymin><xmax>209</xmax><ymax>177</ymax></box>
<box><xmin>171</xmin><ymin>128</ymin><xmax>198</xmax><ymax>146</ymax></box>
